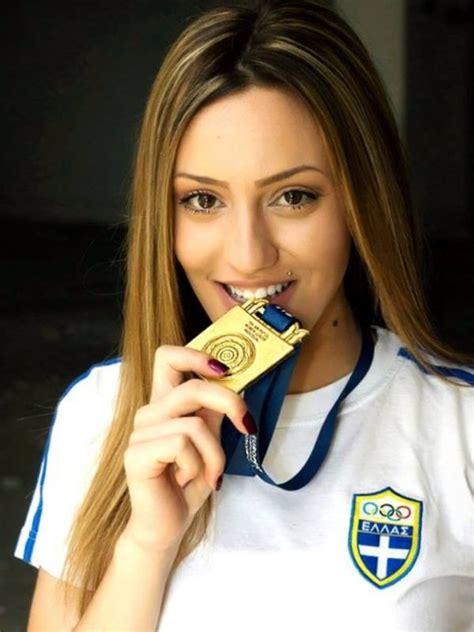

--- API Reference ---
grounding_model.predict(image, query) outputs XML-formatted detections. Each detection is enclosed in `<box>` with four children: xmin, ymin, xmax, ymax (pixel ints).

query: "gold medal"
<box><xmin>185</xmin><ymin>297</ymin><xmax>310</xmax><ymax>393</ymax></box>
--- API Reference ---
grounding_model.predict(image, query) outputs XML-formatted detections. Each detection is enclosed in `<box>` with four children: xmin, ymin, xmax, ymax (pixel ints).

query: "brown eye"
<box><xmin>284</xmin><ymin>190</ymin><xmax>305</xmax><ymax>205</ymax></box>
<box><xmin>178</xmin><ymin>190</ymin><xmax>222</xmax><ymax>214</ymax></box>
<box><xmin>274</xmin><ymin>189</ymin><xmax>319</xmax><ymax>211</ymax></box>
<box><xmin>195</xmin><ymin>193</ymin><xmax>215</xmax><ymax>208</ymax></box>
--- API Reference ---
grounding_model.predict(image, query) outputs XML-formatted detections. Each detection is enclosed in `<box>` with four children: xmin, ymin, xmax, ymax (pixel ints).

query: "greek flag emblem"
<box><xmin>349</xmin><ymin>487</ymin><xmax>423</xmax><ymax>588</ymax></box>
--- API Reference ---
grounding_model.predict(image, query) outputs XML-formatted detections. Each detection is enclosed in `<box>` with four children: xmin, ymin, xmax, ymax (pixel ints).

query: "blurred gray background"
<box><xmin>1</xmin><ymin>1</ymin><xmax>473</xmax><ymax>628</ymax></box>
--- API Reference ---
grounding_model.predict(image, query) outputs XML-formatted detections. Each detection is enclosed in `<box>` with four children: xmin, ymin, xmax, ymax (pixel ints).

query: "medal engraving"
<box><xmin>186</xmin><ymin>297</ymin><xmax>310</xmax><ymax>393</ymax></box>
<box><xmin>202</xmin><ymin>333</ymin><xmax>256</xmax><ymax>375</ymax></box>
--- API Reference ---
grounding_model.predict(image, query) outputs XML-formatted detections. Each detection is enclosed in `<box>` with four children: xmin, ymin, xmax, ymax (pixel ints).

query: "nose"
<box><xmin>223</xmin><ymin>204</ymin><xmax>278</xmax><ymax>273</ymax></box>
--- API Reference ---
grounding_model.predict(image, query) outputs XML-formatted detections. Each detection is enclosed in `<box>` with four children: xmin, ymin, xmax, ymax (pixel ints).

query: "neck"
<box><xmin>287</xmin><ymin>292</ymin><xmax>362</xmax><ymax>394</ymax></box>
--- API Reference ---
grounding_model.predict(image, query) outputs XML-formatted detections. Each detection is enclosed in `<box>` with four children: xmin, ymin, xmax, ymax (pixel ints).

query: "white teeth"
<box><xmin>224</xmin><ymin>281</ymin><xmax>291</xmax><ymax>301</ymax></box>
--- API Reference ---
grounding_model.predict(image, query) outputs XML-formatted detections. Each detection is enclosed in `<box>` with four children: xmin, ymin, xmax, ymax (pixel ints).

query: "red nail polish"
<box><xmin>242</xmin><ymin>411</ymin><xmax>258</xmax><ymax>435</ymax></box>
<box><xmin>208</xmin><ymin>359</ymin><xmax>230</xmax><ymax>375</ymax></box>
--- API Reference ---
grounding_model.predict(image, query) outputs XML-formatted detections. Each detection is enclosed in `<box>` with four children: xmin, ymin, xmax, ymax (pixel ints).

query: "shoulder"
<box><xmin>58</xmin><ymin>357</ymin><xmax>122</xmax><ymax>408</ymax></box>
<box><xmin>379</xmin><ymin>326</ymin><xmax>474</xmax><ymax>431</ymax></box>
<box><xmin>14</xmin><ymin>358</ymin><xmax>123</xmax><ymax>571</ymax></box>
<box><xmin>372</xmin><ymin>325</ymin><xmax>473</xmax><ymax>388</ymax></box>
<box><xmin>366</xmin><ymin>326</ymin><xmax>473</xmax><ymax>418</ymax></box>
<box><xmin>56</xmin><ymin>357</ymin><xmax>122</xmax><ymax>420</ymax></box>
<box><xmin>394</xmin><ymin>333</ymin><xmax>474</xmax><ymax>394</ymax></box>
<box><xmin>46</xmin><ymin>357</ymin><xmax>123</xmax><ymax>456</ymax></box>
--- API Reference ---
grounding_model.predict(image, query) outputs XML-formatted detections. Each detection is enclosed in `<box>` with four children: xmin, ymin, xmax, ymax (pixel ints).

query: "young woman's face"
<box><xmin>173</xmin><ymin>85</ymin><xmax>352</xmax><ymax>332</ymax></box>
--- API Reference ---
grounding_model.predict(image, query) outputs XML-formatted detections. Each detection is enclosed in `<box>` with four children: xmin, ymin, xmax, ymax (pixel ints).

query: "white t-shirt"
<box><xmin>15</xmin><ymin>326</ymin><xmax>474</xmax><ymax>631</ymax></box>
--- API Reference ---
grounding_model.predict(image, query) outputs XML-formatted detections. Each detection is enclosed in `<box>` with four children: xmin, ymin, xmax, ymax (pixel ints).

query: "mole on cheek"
<box><xmin>332</xmin><ymin>319</ymin><xmax>339</xmax><ymax>327</ymax></box>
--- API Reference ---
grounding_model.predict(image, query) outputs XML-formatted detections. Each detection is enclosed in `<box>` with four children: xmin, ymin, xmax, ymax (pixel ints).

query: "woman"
<box><xmin>15</xmin><ymin>0</ymin><xmax>474</xmax><ymax>630</ymax></box>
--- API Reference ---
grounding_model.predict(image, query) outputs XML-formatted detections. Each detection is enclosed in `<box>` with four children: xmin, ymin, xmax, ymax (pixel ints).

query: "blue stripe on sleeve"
<box><xmin>397</xmin><ymin>348</ymin><xmax>474</xmax><ymax>385</ymax></box>
<box><xmin>22</xmin><ymin>357</ymin><xmax>122</xmax><ymax>563</ymax></box>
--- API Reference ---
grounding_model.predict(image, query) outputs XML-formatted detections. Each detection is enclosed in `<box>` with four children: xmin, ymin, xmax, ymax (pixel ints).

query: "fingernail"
<box><xmin>208</xmin><ymin>359</ymin><xmax>230</xmax><ymax>375</ymax></box>
<box><xmin>242</xmin><ymin>411</ymin><xmax>258</xmax><ymax>435</ymax></box>
<box><xmin>215</xmin><ymin>475</ymin><xmax>223</xmax><ymax>491</ymax></box>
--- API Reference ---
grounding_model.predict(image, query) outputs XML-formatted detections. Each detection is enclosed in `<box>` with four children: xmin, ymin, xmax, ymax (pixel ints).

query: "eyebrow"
<box><xmin>173</xmin><ymin>165</ymin><xmax>325</xmax><ymax>188</ymax></box>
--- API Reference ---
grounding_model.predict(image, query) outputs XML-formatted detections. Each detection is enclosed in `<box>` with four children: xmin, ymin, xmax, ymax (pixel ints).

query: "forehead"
<box><xmin>174</xmin><ymin>86</ymin><xmax>331</xmax><ymax>178</ymax></box>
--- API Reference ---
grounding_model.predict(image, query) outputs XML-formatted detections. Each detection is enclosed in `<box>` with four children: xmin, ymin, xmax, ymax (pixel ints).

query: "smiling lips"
<box><xmin>223</xmin><ymin>280</ymin><xmax>292</xmax><ymax>301</ymax></box>
<box><xmin>216</xmin><ymin>280</ymin><xmax>296</xmax><ymax>308</ymax></box>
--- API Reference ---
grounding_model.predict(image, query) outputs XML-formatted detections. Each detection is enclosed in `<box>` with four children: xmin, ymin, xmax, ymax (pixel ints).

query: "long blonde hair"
<box><xmin>64</xmin><ymin>0</ymin><xmax>474</xmax><ymax>614</ymax></box>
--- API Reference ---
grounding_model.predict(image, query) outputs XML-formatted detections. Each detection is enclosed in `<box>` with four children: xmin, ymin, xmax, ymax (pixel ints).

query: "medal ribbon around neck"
<box><xmin>219</xmin><ymin>304</ymin><xmax>375</xmax><ymax>491</ymax></box>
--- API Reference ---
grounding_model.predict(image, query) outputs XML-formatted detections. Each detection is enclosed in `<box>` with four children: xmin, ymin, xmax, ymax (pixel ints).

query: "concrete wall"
<box><xmin>334</xmin><ymin>0</ymin><xmax>406</xmax><ymax>136</ymax></box>
<box><xmin>335</xmin><ymin>0</ymin><xmax>473</xmax><ymax>237</ymax></box>
<box><xmin>2</xmin><ymin>0</ymin><xmax>471</xmax><ymax>235</ymax></box>
<box><xmin>405</xmin><ymin>1</ymin><xmax>472</xmax><ymax>237</ymax></box>
<box><xmin>1</xmin><ymin>1</ymin><xmax>223</xmax><ymax>225</ymax></box>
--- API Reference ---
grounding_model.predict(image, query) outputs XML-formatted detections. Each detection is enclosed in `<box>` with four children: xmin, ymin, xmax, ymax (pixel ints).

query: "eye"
<box><xmin>177</xmin><ymin>189</ymin><xmax>223</xmax><ymax>215</ymax></box>
<box><xmin>177</xmin><ymin>187</ymin><xmax>320</xmax><ymax>215</ymax></box>
<box><xmin>273</xmin><ymin>189</ymin><xmax>320</xmax><ymax>211</ymax></box>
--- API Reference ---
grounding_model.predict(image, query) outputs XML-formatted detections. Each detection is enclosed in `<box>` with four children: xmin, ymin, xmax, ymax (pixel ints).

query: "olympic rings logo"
<box><xmin>362</xmin><ymin>501</ymin><xmax>411</xmax><ymax>522</ymax></box>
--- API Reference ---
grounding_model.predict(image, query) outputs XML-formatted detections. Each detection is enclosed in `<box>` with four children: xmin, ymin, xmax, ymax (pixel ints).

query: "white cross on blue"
<box><xmin>359</xmin><ymin>534</ymin><xmax>409</xmax><ymax>579</ymax></box>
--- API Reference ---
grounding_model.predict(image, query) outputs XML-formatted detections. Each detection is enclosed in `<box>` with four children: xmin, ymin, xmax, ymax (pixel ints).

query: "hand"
<box><xmin>122</xmin><ymin>345</ymin><xmax>255</xmax><ymax>553</ymax></box>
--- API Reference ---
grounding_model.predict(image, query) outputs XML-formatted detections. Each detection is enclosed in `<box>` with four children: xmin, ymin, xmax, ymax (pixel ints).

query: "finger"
<box><xmin>129</xmin><ymin>416</ymin><xmax>226</xmax><ymax>489</ymax></box>
<box><xmin>150</xmin><ymin>345</ymin><xmax>229</xmax><ymax>403</ymax></box>
<box><xmin>143</xmin><ymin>379</ymin><xmax>251</xmax><ymax>435</ymax></box>
<box><xmin>125</xmin><ymin>433</ymin><xmax>204</xmax><ymax>488</ymax></box>
<box><xmin>172</xmin><ymin>442</ymin><xmax>204</xmax><ymax>488</ymax></box>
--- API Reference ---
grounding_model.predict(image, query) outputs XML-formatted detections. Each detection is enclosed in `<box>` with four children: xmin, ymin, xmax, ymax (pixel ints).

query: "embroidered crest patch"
<box><xmin>349</xmin><ymin>487</ymin><xmax>423</xmax><ymax>588</ymax></box>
